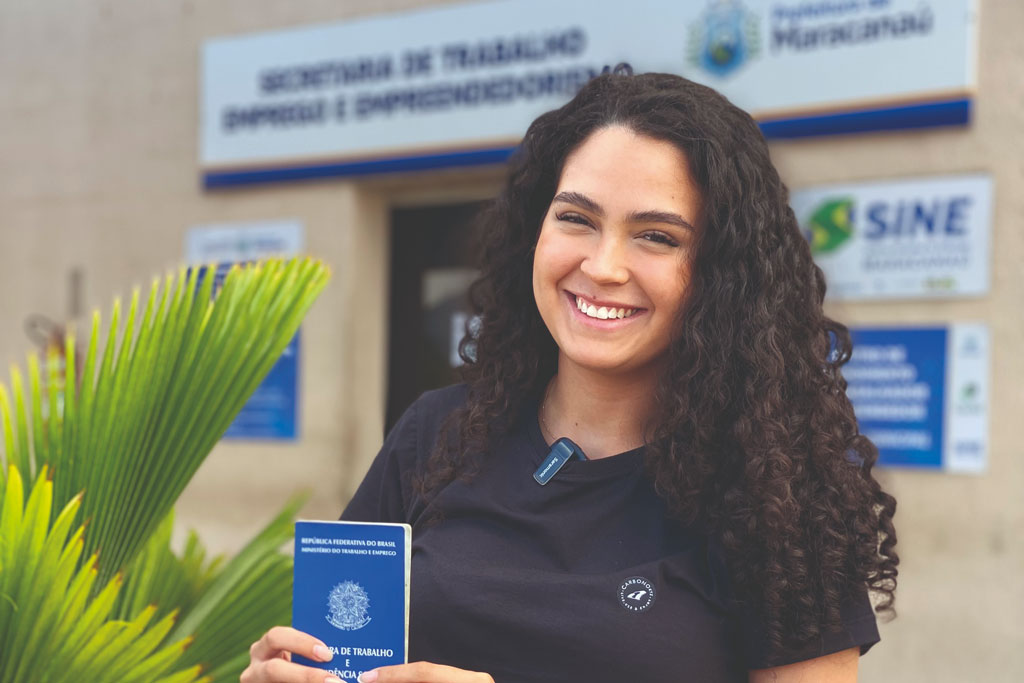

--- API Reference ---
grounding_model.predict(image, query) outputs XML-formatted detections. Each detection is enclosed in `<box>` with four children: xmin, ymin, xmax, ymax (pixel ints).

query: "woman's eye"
<box><xmin>556</xmin><ymin>212</ymin><xmax>591</xmax><ymax>226</ymax></box>
<box><xmin>640</xmin><ymin>232</ymin><xmax>679</xmax><ymax>247</ymax></box>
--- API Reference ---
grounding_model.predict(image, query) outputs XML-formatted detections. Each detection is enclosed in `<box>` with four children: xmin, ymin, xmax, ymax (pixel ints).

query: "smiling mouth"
<box><xmin>571</xmin><ymin>294</ymin><xmax>641</xmax><ymax>320</ymax></box>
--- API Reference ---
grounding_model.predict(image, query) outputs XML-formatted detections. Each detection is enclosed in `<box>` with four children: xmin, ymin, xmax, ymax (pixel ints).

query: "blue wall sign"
<box><xmin>193</xmin><ymin>260</ymin><xmax>300</xmax><ymax>441</ymax></box>
<box><xmin>847</xmin><ymin>327</ymin><xmax>946</xmax><ymax>468</ymax></box>
<box><xmin>846</xmin><ymin>325</ymin><xmax>988</xmax><ymax>472</ymax></box>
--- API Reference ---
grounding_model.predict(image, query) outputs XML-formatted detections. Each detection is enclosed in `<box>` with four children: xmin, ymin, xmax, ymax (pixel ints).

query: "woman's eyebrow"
<box><xmin>552</xmin><ymin>191</ymin><xmax>696</xmax><ymax>232</ymax></box>
<box><xmin>552</xmin><ymin>191</ymin><xmax>603</xmax><ymax>215</ymax></box>
<box><xmin>628</xmin><ymin>210</ymin><xmax>696</xmax><ymax>232</ymax></box>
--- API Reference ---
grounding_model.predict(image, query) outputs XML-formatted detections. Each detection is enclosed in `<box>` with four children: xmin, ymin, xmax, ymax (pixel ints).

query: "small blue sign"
<box><xmin>223</xmin><ymin>330</ymin><xmax>298</xmax><ymax>440</ymax></box>
<box><xmin>195</xmin><ymin>263</ymin><xmax>299</xmax><ymax>440</ymax></box>
<box><xmin>846</xmin><ymin>327</ymin><xmax>947</xmax><ymax>468</ymax></box>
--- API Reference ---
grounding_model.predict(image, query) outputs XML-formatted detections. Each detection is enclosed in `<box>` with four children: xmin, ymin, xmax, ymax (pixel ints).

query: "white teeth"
<box><xmin>575</xmin><ymin>296</ymin><xmax>637</xmax><ymax>320</ymax></box>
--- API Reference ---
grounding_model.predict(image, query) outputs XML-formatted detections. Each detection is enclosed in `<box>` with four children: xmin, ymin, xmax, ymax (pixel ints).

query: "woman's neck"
<box><xmin>540</xmin><ymin>359</ymin><xmax>661</xmax><ymax>459</ymax></box>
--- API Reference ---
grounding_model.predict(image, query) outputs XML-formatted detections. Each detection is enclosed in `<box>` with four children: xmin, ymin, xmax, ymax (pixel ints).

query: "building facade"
<box><xmin>0</xmin><ymin>1</ymin><xmax>1021</xmax><ymax>680</ymax></box>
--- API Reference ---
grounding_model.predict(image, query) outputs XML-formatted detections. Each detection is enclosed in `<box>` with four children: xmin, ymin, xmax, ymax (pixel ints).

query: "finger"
<box><xmin>361</xmin><ymin>661</ymin><xmax>492</xmax><ymax>683</ymax></box>
<box><xmin>251</xmin><ymin>657</ymin><xmax>344</xmax><ymax>683</ymax></box>
<box><xmin>250</xmin><ymin>625</ymin><xmax>333</xmax><ymax>664</ymax></box>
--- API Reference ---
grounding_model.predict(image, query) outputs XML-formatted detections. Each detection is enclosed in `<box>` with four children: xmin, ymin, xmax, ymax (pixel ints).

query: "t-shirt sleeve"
<box><xmin>340</xmin><ymin>398</ymin><xmax>420</xmax><ymax>524</ymax></box>
<box><xmin>740</xmin><ymin>585</ymin><xmax>881</xmax><ymax>670</ymax></box>
<box><xmin>704</xmin><ymin>533</ymin><xmax>880</xmax><ymax>670</ymax></box>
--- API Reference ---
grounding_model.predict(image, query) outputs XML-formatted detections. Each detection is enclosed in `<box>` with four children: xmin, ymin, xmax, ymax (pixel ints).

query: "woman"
<box><xmin>243</xmin><ymin>71</ymin><xmax>898</xmax><ymax>683</ymax></box>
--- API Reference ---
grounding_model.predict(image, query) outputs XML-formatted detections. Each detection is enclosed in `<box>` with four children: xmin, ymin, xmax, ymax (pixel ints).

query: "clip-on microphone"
<box><xmin>533</xmin><ymin>437</ymin><xmax>588</xmax><ymax>485</ymax></box>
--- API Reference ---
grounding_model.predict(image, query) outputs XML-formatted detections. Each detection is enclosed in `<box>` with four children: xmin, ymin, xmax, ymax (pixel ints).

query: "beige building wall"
<box><xmin>0</xmin><ymin>1</ymin><xmax>1019</xmax><ymax>681</ymax></box>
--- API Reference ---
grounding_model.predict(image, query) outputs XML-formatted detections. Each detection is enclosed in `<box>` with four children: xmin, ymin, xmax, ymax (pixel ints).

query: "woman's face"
<box><xmin>532</xmin><ymin>125</ymin><xmax>702</xmax><ymax>377</ymax></box>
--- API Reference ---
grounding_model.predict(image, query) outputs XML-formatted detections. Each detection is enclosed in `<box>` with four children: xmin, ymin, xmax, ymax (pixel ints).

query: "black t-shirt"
<box><xmin>342</xmin><ymin>385</ymin><xmax>879</xmax><ymax>682</ymax></box>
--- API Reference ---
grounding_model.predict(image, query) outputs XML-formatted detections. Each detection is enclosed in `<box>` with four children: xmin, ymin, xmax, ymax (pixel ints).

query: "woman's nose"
<box><xmin>580</xmin><ymin>235</ymin><xmax>629</xmax><ymax>284</ymax></box>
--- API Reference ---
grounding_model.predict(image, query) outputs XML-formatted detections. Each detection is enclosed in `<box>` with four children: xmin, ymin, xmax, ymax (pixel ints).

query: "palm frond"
<box><xmin>114</xmin><ymin>509</ymin><xmax>220</xmax><ymax>623</ymax></box>
<box><xmin>168</xmin><ymin>494</ymin><xmax>303</xmax><ymax>679</ymax></box>
<box><xmin>112</xmin><ymin>494</ymin><xmax>302</xmax><ymax>682</ymax></box>
<box><xmin>0</xmin><ymin>465</ymin><xmax>204</xmax><ymax>683</ymax></box>
<box><xmin>0</xmin><ymin>257</ymin><xmax>331</xmax><ymax>679</ymax></box>
<box><xmin>0</xmin><ymin>257</ymin><xmax>329</xmax><ymax>583</ymax></box>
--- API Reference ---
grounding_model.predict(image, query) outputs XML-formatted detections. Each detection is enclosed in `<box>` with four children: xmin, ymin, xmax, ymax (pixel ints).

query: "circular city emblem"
<box><xmin>686</xmin><ymin>0</ymin><xmax>761</xmax><ymax>78</ymax></box>
<box><xmin>618</xmin><ymin>576</ymin><xmax>656</xmax><ymax>612</ymax></box>
<box><xmin>326</xmin><ymin>580</ymin><xmax>372</xmax><ymax>631</ymax></box>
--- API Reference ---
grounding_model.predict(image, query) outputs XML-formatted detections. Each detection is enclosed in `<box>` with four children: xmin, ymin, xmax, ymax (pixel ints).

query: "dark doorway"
<box><xmin>386</xmin><ymin>201</ymin><xmax>484</xmax><ymax>432</ymax></box>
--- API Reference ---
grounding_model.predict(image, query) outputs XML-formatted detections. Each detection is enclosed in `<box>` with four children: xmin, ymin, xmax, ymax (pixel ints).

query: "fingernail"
<box><xmin>358</xmin><ymin>671</ymin><xmax>379</xmax><ymax>683</ymax></box>
<box><xmin>313</xmin><ymin>644</ymin><xmax>333</xmax><ymax>661</ymax></box>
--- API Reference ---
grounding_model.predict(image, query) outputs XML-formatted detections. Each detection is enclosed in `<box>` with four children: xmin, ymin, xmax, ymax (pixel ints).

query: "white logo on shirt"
<box><xmin>618</xmin><ymin>577</ymin><xmax>656</xmax><ymax>612</ymax></box>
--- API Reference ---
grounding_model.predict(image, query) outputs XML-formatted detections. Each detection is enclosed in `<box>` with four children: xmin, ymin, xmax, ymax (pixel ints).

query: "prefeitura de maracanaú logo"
<box><xmin>687</xmin><ymin>0</ymin><xmax>760</xmax><ymax>77</ymax></box>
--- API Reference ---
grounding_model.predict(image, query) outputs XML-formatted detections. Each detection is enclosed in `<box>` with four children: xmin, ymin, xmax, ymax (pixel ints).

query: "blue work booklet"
<box><xmin>293</xmin><ymin>520</ymin><xmax>411</xmax><ymax>679</ymax></box>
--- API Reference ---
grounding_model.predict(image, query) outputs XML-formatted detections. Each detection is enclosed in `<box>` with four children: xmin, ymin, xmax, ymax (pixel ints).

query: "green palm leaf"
<box><xmin>2</xmin><ymin>257</ymin><xmax>328</xmax><ymax>581</ymax></box>
<box><xmin>0</xmin><ymin>466</ymin><xmax>204</xmax><ymax>683</ymax></box>
<box><xmin>0</xmin><ymin>257</ymin><xmax>331</xmax><ymax>681</ymax></box>
<box><xmin>113</xmin><ymin>495</ymin><xmax>302</xmax><ymax>683</ymax></box>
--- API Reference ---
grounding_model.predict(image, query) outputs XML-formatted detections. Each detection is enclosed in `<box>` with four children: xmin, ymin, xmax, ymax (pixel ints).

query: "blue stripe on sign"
<box><xmin>759</xmin><ymin>98</ymin><xmax>971</xmax><ymax>139</ymax></box>
<box><xmin>203</xmin><ymin>98</ymin><xmax>970</xmax><ymax>188</ymax></box>
<box><xmin>203</xmin><ymin>146</ymin><xmax>518</xmax><ymax>189</ymax></box>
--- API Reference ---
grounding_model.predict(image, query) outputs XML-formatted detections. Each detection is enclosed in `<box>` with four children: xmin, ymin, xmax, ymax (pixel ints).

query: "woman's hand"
<box><xmin>240</xmin><ymin>626</ymin><xmax>338</xmax><ymax>683</ymax></box>
<box><xmin>358</xmin><ymin>662</ymin><xmax>494</xmax><ymax>683</ymax></box>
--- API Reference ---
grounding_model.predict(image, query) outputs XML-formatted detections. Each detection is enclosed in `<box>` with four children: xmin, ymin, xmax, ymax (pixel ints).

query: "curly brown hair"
<box><xmin>419</xmin><ymin>71</ymin><xmax>898</xmax><ymax>657</ymax></box>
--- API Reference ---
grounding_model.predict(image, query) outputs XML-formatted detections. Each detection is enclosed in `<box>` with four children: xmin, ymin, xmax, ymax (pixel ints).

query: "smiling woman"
<box><xmin>532</xmin><ymin>126</ymin><xmax>699</xmax><ymax>387</ymax></box>
<box><xmin>244</xmin><ymin>72</ymin><xmax>898</xmax><ymax>683</ymax></box>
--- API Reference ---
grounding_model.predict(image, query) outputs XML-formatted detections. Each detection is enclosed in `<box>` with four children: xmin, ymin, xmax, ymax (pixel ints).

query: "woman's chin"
<box><xmin>558</xmin><ymin>349</ymin><xmax>662</xmax><ymax>378</ymax></box>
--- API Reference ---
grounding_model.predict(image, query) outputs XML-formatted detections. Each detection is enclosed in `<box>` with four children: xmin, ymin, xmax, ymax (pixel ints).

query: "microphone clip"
<box><xmin>533</xmin><ymin>437</ymin><xmax>587</xmax><ymax>485</ymax></box>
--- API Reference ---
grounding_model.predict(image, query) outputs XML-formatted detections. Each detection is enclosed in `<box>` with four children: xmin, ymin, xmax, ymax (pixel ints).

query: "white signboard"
<box><xmin>185</xmin><ymin>220</ymin><xmax>304</xmax><ymax>264</ymax></box>
<box><xmin>201</xmin><ymin>0</ymin><xmax>975</xmax><ymax>186</ymax></box>
<box><xmin>792</xmin><ymin>174</ymin><xmax>992</xmax><ymax>300</ymax></box>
